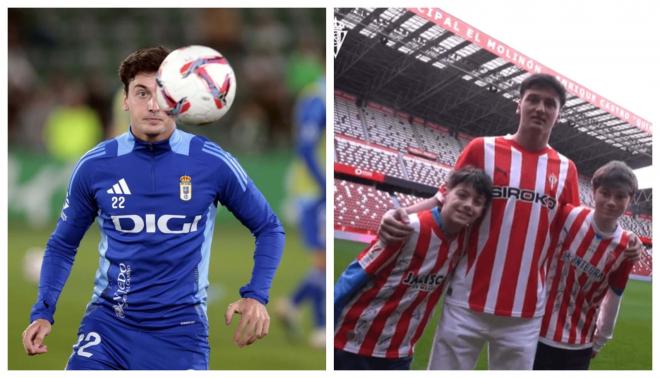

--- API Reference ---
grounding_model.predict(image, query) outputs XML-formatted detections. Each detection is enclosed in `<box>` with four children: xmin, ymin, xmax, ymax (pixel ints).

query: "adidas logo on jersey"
<box><xmin>107</xmin><ymin>178</ymin><xmax>132</xmax><ymax>195</ymax></box>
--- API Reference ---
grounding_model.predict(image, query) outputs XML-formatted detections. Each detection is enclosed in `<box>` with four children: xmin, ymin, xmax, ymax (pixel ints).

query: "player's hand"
<box><xmin>591</xmin><ymin>350</ymin><xmax>598</xmax><ymax>359</ymax></box>
<box><xmin>224</xmin><ymin>298</ymin><xmax>270</xmax><ymax>348</ymax></box>
<box><xmin>22</xmin><ymin>319</ymin><xmax>52</xmax><ymax>356</ymax></box>
<box><xmin>624</xmin><ymin>234</ymin><xmax>642</xmax><ymax>263</ymax></box>
<box><xmin>378</xmin><ymin>208</ymin><xmax>413</xmax><ymax>244</ymax></box>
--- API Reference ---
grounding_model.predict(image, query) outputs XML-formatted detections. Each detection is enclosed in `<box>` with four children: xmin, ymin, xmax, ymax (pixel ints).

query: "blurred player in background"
<box><xmin>21</xmin><ymin>46</ymin><xmax>286</xmax><ymax>370</ymax></box>
<box><xmin>534</xmin><ymin>161</ymin><xmax>637</xmax><ymax>370</ymax></box>
<box><xmin>277</xmin><ymin>78</ymin><xmax>326</xmax><ymax>348</ymax></box>
<box><xmin>334</xmin><ymin>167</ymin><xmax>492</xmax><ymax>370</ymax></box>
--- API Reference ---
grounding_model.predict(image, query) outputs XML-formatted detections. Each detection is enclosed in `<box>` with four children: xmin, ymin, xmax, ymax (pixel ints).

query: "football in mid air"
<box><xmin>156</xmin><ymin>45</ymin><xmax>236</xmax><ymax>125</ymax></box>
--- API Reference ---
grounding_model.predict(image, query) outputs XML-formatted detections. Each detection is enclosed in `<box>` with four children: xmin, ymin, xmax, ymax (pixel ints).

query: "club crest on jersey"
<box><xmin>179</xmin><ymin>175</ymin><xmax>192</xmax><ymax>201</ymax></box>
<box><xmin>548</xmin><ymin>173</ymin><xmax>558</xmax><ymax>190</ymax></box>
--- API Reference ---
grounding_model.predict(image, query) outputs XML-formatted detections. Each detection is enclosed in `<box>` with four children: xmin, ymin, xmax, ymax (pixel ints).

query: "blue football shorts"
<box><xmin>66</xmin><ymin>305</ymin><xmax>210</xmax><ymax>370</ymax></box>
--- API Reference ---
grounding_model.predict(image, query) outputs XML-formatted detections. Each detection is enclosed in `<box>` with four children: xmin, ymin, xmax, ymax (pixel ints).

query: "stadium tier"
<box><xmin>363</xmin><ymin>106</ymin><xmax>417</xmax><ymax>151</ymax></box>
<box><xmin>334</xmin><ymin>179</ymin><xmax>393</xmax><ymax>234</ymax></box>
<box><xmin>402</xmin><ymin>155</ymin><xmax>449</xmax><ymax>188</ymax></box>
<box><xmin>334</xmin><ymin>96</ymin><xmax>365</xmax><ymax>139</ymax></box>
<box><xmin>414</xmin><ymin>122</ymin><xmax>463</xmax><ymax>166</ymax></box>
<box><xmin>335</xmin><ymin>137</ymin><xmax>404</xmax><ymax>178</ymax></box>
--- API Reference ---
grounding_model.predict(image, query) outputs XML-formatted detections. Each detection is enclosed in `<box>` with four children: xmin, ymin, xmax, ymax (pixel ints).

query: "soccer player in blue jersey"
<box><xmin>277</xmin><ymin>78</ymin><xmax>326</xmax><ymax>348</ymax></box>
<box><xmin>21</xmin><ymin>46</ymin><xmax>286</xmax><ymax>370</ymax></box>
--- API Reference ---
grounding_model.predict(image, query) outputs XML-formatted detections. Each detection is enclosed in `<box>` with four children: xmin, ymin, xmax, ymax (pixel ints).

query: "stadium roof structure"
<box><xmin>334</xmin><ymin>7</ymin><xmax>653</xmax><ymax>180</ymax></box>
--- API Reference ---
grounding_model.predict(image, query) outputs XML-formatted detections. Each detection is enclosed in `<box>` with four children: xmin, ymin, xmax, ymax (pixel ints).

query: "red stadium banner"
<box><xmin>407</xmin><ymin>146</ymin><xmax>438</xmax><ymax>160</ymax></box>
<box><xmin>409</xmin><ymin>7</ymin><xmax>652</xmax><ymax>135</ymax></box>
<box><xmin>334</xmin><ymin>162</ymin><xmax>386</xmax><ymax>183</ymax></box>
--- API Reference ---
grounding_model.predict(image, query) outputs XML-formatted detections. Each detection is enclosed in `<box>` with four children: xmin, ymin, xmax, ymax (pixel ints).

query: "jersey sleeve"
<box><xmin>334</xmin><ymin>259</ymin><xmax>370</xmax><ymax>326</ymax></box>
<box><xmin>295</xmin><ymin>96</ymin><xmax>325</xmax><ymax>193</ymax></box>
<box><xmin>214</xmin><ymin>150</ymin><xmax>285</xmax><ymax>305</ymax></box>
<box><xmin>29</xmin><ymin>154</ymin><xmax>99</xmax><ymax>324</ymax></box>
<box><xmin>608</xmin><ymin>243</ymin><xmax>634</xmax><ymax>295</ymax></box>
<box><xmin>592</xmin><ymin>287</ymin><xmax>624</xmax><ymax>352</ymax></box>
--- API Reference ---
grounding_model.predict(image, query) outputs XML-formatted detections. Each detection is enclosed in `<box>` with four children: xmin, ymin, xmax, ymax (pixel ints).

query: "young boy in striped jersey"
<box><xmin>334</xmin><ymin>167</ymin><xmax>492</xmax><ymax>370</ymax></box>
<box><xmin>534</xmin><ymin>161</ymin><xmax>638</xmax><ymax>370</ymax></box>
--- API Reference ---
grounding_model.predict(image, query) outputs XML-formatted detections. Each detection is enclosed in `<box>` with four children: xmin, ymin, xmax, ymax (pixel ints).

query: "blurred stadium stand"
<box><xmin>8</xmin><ymin>8</ymin><xmax>324</xmax><ymax>155</ymax></box>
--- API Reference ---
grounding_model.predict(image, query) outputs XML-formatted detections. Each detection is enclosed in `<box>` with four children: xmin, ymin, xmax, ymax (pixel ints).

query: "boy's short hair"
<box><xmin>119</xmin><ymin>46</ymin><xmax>170</xmax><ymax>94</ymax></box>
<box><xmin>591</xmin><ymin>160</ymin><xmax>638</xmax><ymax>196</ymax></box>
<box><xmin>520</xmin><ymin>73</ymin><xmax>567</xmax><ymax>107</ymax></box>
<box><xmin>446</xmin><ymin>166</ymin><xmax>493</xmax><ymax>207</ymax></box>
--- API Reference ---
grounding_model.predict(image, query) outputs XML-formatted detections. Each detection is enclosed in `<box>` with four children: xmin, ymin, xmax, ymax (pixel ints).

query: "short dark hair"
<box><xmin>446</xmin><ymin>166</ymin><xmax>493</xmax><ymax>207</ymax></box>
<box><xmin>520</xmin><ymin>73</ymin><xmax>567</xmax><ymax>107</ymax></box>
<box><xmin>591</xmin><ymin>160</ymin><xmax>638</xmax><ymax>196</ymax></box>
<box><xmin>119</xmin><ymin>46</ymin><xmax>170</xmax><ymax>94</ymax></box>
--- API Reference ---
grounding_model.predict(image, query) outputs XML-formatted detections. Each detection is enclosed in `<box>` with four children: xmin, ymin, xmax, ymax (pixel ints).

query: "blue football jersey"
<box><xmin>294</xmin><ymin>79</ymin><xmax>326</xmax><ymax>194</ymax></box>
<box><xmin>30</xmin><ymin>128</ymin><xmax>285</xmax><ymax>328</ymax></box>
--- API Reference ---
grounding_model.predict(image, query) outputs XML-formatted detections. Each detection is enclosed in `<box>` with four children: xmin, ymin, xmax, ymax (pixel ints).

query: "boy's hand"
<box><xmin>624</xmin><ymin>234</ymin><xmax>642</xmax><ymax>263</ymax></box>
<box><xmin>378</xmin><ymin>208</ymin><xmax>413</xmax><ymax>244</ymax></box>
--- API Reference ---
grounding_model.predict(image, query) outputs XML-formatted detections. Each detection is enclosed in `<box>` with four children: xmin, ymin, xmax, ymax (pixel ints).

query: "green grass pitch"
<box><xmin>8</xmin><ymin>217</ymin><xmax>325</xmax><ymax>370</ymax></box>
<box><xmin>334</xmin><ymin>238</ymin><xmax>652</xmax><ymax>370</ymax></box>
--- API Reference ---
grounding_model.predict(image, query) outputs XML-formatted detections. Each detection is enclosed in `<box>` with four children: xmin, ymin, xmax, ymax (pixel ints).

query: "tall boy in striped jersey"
<box><xmin>334</xmin><ymin>168</ymin><xmax>492</xmax><ymax>370</ymax></box>
<box><xmin>381</xmin><ymin>74</ymin><xmax>582</xmax><ymax>369</ymax></box>
<box><xmin>534</xmin><ymin>161</ymin><xmax>638</xmax><ymax>370</ymax></box>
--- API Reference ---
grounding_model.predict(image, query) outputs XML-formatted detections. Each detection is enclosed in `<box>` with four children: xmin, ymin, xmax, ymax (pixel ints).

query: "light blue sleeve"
<box><xmin>334</xmin><ymin>260</ymin><xmax>369</xmax><ymax>326</ymax></box>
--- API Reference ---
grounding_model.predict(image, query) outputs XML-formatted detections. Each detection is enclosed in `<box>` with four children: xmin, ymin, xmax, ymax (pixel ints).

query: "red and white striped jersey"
<box><xmin>443</xmin><ymin>136</ymin><xmax>580</xmax><ymax>318</ymax></box>
<box><xmin>335</xmin><ymin>209</ymin><xmax>465</xmax><ymax>358</ymax></box>
<box><xmin>539</xmin><ymin>204</ymin><xmax>632</xmax><ymax>347</ymax></box>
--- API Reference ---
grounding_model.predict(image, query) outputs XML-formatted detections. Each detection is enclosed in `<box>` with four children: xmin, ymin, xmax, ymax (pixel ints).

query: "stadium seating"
<box><xmin>619</xmin><ymin>214</ymin><xmax>652</xmax><ymax>238</ymax></box>
<box><xmin>402</xmin><ymin>155</ymin><xmax>450</xmax><ymax>188</ymax></box>
<box><xmin>363</xmin><ymin>107</ymin><xmax>417</xmax><ymax>151</ymax></box>
<box><xmin>395</xmin><ymin>192</ymin><xmax>427</xmax><ymax>210</ymax></box>
<box><xmin>334</xmin><ymin>179</ymin><xmax>393</xmax><ymax>232</ymax></box>
<box><xmin>578</xmin><ymin>175</ymin><xmax>595</xmax><ymax>207</ymax></box>
<box><xmin>413</xmin><ymin>123</ymin><xmax>462</xmax><ymax>165</ymax></box>
<box><xmin>335</xmin><ymin>138</ymin><xmax>405</xmax><ymax>179</ymax></box>
<box><xmin>631</xmin><ymin>248</ymin><xmax>652</xmax><ymax>278</ymax></box>
<box><xmin>334</xmin><ymin>97</ymin><xmax>365</xmax><ymax>139</ymax></box>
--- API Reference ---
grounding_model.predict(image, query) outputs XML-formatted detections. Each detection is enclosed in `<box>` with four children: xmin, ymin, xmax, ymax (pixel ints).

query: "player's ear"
<box><xmin>123</xmin><ymin>95</ymin><xmax>129</xmax><ymax>111</ymax></box>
